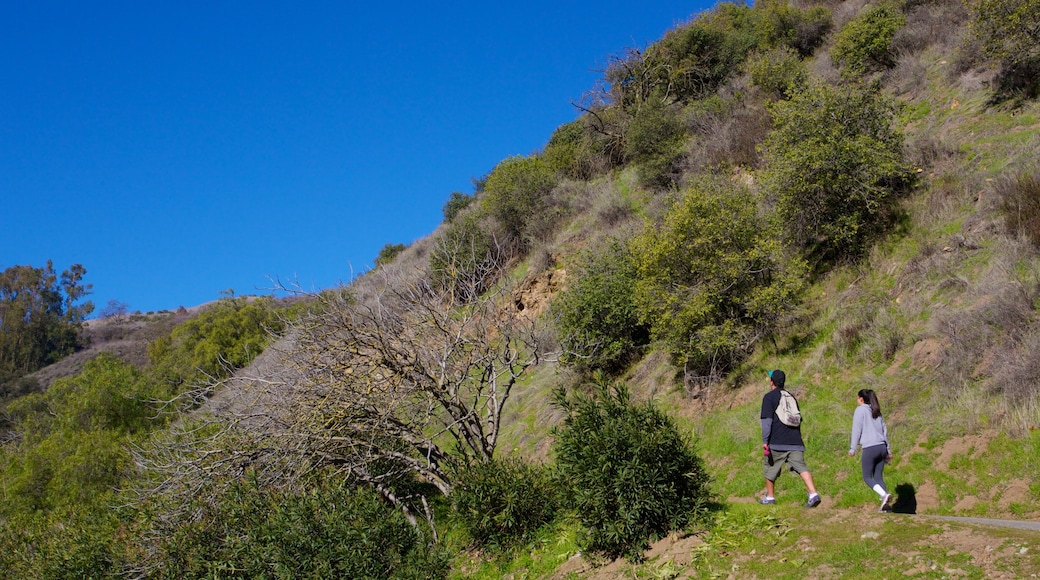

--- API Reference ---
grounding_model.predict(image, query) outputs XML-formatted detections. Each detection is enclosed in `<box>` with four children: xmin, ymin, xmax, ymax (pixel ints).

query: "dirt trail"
<box><xmin>915</xmin><ymin>514</ymin><xmax>1040</xmax><ymax>532</ymax></box>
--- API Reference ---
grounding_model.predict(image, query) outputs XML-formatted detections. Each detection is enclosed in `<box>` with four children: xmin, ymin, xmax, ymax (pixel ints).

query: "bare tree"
<box><xmin>133</xmin><ymin>251</ymin><xmax>553</xmax><ymax>538</ymax></box>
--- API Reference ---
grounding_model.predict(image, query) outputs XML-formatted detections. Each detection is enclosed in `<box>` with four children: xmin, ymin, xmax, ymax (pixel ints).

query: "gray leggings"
<box><xmin>861</xmin><ymin>443</ymin><xmax>888</xmax><ymax>493</ymax></box>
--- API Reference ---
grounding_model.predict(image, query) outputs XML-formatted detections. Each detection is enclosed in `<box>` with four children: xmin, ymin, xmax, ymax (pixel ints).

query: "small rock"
<box><xmin>861</xmin><ymin>531</ymin><xmax>880</xmax><ymax>539</ymax></box>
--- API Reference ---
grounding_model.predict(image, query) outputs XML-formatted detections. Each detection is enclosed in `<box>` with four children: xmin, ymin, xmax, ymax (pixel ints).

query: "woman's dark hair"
<box><xmin>858</xmin><ymin>389</ymin><xmax>882</xmax><ymax>419</ymax></box>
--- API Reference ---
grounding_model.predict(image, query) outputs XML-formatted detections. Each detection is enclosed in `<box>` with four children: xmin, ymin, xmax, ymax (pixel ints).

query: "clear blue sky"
<box><xmin>2</xmin><ymin>1</ymin><xmax>715</xmax><ymax>315</ymax></box>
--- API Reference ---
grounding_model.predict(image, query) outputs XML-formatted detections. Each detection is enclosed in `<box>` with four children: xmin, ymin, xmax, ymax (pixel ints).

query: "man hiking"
<box><xmin>759</xmin><ymin>369</ymin><xmax>821</xmax><ymax>507</ymax></box>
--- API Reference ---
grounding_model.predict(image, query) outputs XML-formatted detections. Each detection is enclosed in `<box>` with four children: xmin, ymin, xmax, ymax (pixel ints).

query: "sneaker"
<box><xmin>758</xmin><ymin>497</ymin><xmax>776</xmax><ymax>505</ymax></box>
<box><xmin>879</xmin><ymin>493</ymin><xmax>892</xmax><ymax>512</ymax></box>
<box><xmin>805</xmin><ymin>494</ymin><xmax>821</xmax><ymax>508</ymax></box>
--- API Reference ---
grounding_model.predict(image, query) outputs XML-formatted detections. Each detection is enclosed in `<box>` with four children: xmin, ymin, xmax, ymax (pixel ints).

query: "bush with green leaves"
<box><xmin>831</xmin><ymin>2</ymin><xmax>907</xmax><ymax>78</ymax></box>
<box><xmin>442</xmin><ymin>191</ymin><xmax>475</xmax><ymax>223</ymax></box>
<box><xmin>552</xmin><ymin>238</ymin><xmax>649</xmax><ymax>375</ymax></box>
<box><xmin>763</xmin><ymin>82</ymin><xmax>912</xmax><ymax>267</ymax></box>
<box><xmin>154</xmin><ymin>480</ymin><xmax>448</xmax><ymax>579</ymax></box>
<box><xmin>543</xmin><ymin>119</ymin><xmax>606</xmax><ymax>180</ymax></box>
<box><xmin>147</xmin><ymin>295</ymin><xmax>284</xmax><ymax>391</ymax></box>
<box><xmin>479</xmin><ymin>154</ymin><xmax>558</xmax><ymax>247</ymax></box>
<box><xmin>375</xmin><ymin>243</ymin><xmax>407</xmax><ymax>267</ymax></box>
<box><xmin>969</xmin><ymin>0</ymin><xmax>1040</xmax><ymax>98</ymax></box>
<box><xmin>755</xmin><ymin>0</ymin><xmax>831</xmax><ymax>57</ymax></box>
<box><xmin>450</xmin><ymin>457</ymin><xmax>559</xmax><ymax>551</ymax></box>
<box><xmin>552</xmin><ymin>379</ymin><xmax>712</xmax><ymax>560</ymax></box>
<box><xmin>745</xmin><ymin>46</ymin><xmax>808</xmax><ymax>100</ymax></box>
<box><xmin>632</xmin><ymin>178</ymin><xmax>805</xmax><ymax>376</ymax></box>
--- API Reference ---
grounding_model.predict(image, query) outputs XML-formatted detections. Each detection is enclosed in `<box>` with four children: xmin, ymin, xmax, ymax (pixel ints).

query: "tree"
<box><xmin>969</xmin><ymin>0</ymin><xmax>1040</xmax><ymax>98</ymax></box>
<box><xmin>0</xmin><ymin>261</ymin><xmax>94</xmax><ymax>389</ymax></box>
<box><xmin>136</xmin><ymin>252</ymin><xmax>553</xmax><ymax>533</ymax></box>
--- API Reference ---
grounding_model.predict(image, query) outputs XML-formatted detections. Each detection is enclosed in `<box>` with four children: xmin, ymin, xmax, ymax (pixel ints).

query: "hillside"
<box><xmin>4</xmin><ymin>0</ymin><xmax>1040</xmax><ymax>577</ymax></box>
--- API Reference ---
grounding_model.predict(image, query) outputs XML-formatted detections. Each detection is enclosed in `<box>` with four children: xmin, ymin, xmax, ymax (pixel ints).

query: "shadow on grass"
<box><xmin>891</xmin><ymin>482</ymin><xmax>917</xmax><ymax>514</ymax></box>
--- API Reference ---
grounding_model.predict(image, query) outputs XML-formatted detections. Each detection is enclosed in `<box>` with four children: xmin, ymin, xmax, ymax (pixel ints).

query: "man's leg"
<box><xmin>765</xmin><ymin>478</ymin><xmax>776</xmax><ymax>497</ymax></box>
<box><xmin>799</xmin><ymin>470</ymin><xmax>818</xmax><ymax>495</ymax></box>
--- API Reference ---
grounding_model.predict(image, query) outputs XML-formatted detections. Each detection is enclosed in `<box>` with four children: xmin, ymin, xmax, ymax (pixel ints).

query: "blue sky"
<box><xmin>2</xmin><ymin>1</ymin><xmax>715</xmax><ymax>315</ymax></box>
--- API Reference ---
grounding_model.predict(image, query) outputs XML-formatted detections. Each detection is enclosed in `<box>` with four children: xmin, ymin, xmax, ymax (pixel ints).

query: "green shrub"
<box><xmin>632</xmin><ymin>178</ymin><xmax>805</xmax><ymax>375</ymax></box>
<box><xmin>442</xmin><ymin>191</ymin><xmax>474</xmax><ymax>223</ymax></box>
<box><xmin>831</xmin><ymin>3</ymin><xmax>907</xmax><ymax>77</ymax></box>
<box><xmin>756</xmin><ymin>0</ymin><xmax>832</xmax><ymax>57</ymax></box>
<box><xmin>155</xmin><ymin>481</ymin><xmax>449</xmax><ymax>580</ymax></box>
<box><xmin>480</xmin><ymin>154</ymin><xmax>558</xmax><ymax>247</ymax></box>
<box><xmin>552</xmin><ymin>379</ymin><xmax>712</xmax><ymax>561</ymax></box>
<box><xmin>450</xmin><ymin>458</ymin><xmax>559</xmax><ymax>551</ymax></box>
<box><xmin>745</xmin><ymin>46</ymin><xmax>808</xmax><ymax>100</ymax></box>
<box><xmin>552</xmin><ymin>238</ymin><xmax>649</xmax><ymax>375</ymax></box>
<box><xmin>376</xmin><ymin>243</ymin><xmax>407</xmax><ymax>267</ymax></box>
<box><xmin>544</xmin><ymin>119</ymin><xmax>605</xmax><ymax>180</ymax></box>
<box><xmin>147</xmin><ymin>295</ymin><xmax>284</xmax><ymax>392</ymax></box>
<box><xmin>763</xmin><ymin>82</ymin><xmax>912</xmax><ymax>267</ymax></box>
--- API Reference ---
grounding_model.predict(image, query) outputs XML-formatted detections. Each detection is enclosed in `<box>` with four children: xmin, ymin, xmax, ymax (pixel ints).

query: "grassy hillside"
<box><xmin>3</xmin><ymin>0</ymin><xmax>1040</xmax><ymax>577</ymax></box>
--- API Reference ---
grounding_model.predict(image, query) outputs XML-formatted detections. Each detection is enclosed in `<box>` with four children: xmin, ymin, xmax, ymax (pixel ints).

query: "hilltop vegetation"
<box><xmin>3</xmin><ymin>0</ymin><xmax>1040</xmax><ymax>577</ymax></box>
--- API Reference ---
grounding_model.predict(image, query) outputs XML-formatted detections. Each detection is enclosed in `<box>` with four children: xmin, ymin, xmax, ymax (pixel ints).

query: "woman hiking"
<box><xmin>849</xmin><ymin>389</ymin><xmax>893</xmax><ymax>512</ymax></box>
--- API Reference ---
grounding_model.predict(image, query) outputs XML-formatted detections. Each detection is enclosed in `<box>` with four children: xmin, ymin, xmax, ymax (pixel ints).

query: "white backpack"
<box><xmin>776</xmin><ymin>389</ymin><xmax>802</xmax><ymax>427</ymax></box>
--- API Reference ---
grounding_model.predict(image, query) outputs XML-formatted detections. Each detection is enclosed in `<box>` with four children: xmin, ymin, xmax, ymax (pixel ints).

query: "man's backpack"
<box><xmin>776</xmin><ymin>390</ymin><xmax>802</xmax><ymax>427</ymax></box>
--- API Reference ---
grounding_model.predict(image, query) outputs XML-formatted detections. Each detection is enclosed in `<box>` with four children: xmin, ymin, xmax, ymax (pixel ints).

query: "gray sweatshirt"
<box><xmin>849</xmin><ymin>404</ymin><xmax>890</xmax><ymax>454</ymax></box>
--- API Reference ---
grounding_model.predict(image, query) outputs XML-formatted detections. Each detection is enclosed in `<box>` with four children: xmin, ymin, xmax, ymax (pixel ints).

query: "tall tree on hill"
<box><xmin>0</xmin><ymin>261</ymin><xmax>94</xmax><ymax>391</ymax></box>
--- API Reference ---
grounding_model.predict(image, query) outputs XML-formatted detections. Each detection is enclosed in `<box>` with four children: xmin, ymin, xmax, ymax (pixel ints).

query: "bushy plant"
<box><xmin>755</xmin><ymin>0</ymin><xmax>832</xmax><ymax>57</ymax></box>
<box><xmin>552</xmin><ymin>379</ymin><xmax>712</xmax><ymax>561</ymax></box>
<box><xmin>450</xmin><ymin>457</ymin><xmax>559</xmax><ymax>551</ymax></box>
<box><xmin>428</xmin><ymin>212</ymin><xmax>501</xmax><ymax>303</ymax></box>
<box><xmin>998</xmin><ymin>171</ymin><xmax>1040</xmax><ymax>248</ymax></box>
<box><xmin>156</xmin><ymin>481</ymin><xmax>448</xmax><ymax>580</ymax></box>
<box><xmin>632</xmin><ymin>178</ymin><xmax>805</xmax><ymax>376</ymax></box>
<box><xmin>442</xmin><ymin>191</ymin><xmax>474</xmax><ymax>223</ymax></box>
<box><xmin>147</xmin><ymin>295</ymin><xmax>284</xmax><ymax>391</ymax></box>
<box><xmin>479</xmin><ymin>154</ymin><xmax>558</xmax><ymax>247</ymax></box>
<box><xmin>375</xmin><ymin>243</ymin><xmax>407</xmax><ymax>267</ymax></box>
<box><xmin>745</xmin><ymin>46</ymin><xmax>808</xmax><ymax>100</ymax></box>
<box><xmin>552</xmin><ymin>238</ymin><xmax>649</xmax><ymax>375</ymax></box>
<box><xmin>543</xmin><ymin>119</ymin><xmax>605</xmax><ymax>180</ymax></box>
<box><xmin>763</xmin><ymin>82</ymin><xmax>912</xmax><ymax>267</ymax></box>
<box><xmin>831</xmin><ymin>2</ymin><xmax>907</xmax><ymax>78</ymax></box>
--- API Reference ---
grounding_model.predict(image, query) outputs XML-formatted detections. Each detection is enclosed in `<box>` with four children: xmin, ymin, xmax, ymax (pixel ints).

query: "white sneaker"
<box><xmin>879</xmin><ymin>493</ymin><xmax>892</xmax><ymax>512</ymax></box>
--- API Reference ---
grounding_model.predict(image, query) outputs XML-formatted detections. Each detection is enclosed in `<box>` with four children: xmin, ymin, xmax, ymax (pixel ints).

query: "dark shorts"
<box><xmin>764</xmin><ymin>449</ymin><xmax>809</xmax><ymax>481</ymax></box>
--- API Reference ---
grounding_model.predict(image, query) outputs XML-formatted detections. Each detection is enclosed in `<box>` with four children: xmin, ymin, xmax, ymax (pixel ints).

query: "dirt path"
<box><xmin>915</xmin><ymin>514</ymin><xmax>1040</xmax><ymax>532</ymax></box>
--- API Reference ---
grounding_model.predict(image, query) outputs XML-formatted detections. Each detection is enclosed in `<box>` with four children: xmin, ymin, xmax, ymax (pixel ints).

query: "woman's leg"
<box><xmin>861</xmin><ymin>445</ymin><xmax>887</xmax><ymax>495</ymax></box>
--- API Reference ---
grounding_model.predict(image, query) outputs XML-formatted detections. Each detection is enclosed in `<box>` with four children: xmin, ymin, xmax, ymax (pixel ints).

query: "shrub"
<box><xmin>998</xmin><ymin>171</ymin><xmax>1040</xmax><ymax>248</ymax></box>
<box><xmin>480</xmin><ymin>154</ymin><xmax>558</xmax><ymax>247</ymax></box>
<box><xmin>632</xmin><ymin>178</ymin><xmax>805</xmax><ymax>376</ymax></box>
<box><xmin>450</xmin><ymin>457</ymin><xmax>559</xmax><ymax>551</ymax></box>
<box><xmin>552</xmin><ymin>238</ymin><xmax>649</xmax><ymax>375</ymax></box>
<box><xmin>428</xmin><ymin>212</ymin><xmax>502</xmax><ymax>303</ymax></box>
<box><xmin>442</xmin><ymin>191</ymin><xmax>474</xmax><ymax>223</ymax></box>
<box><xmin>552</xmin><ymin>379</ymin><xmax>712</xmax><ymax>561</ymax></box>
<box><xmin>970</xmin><ymin>0</ymin><xmax>1040</xmax><ymax>99</ymax></box>
<box><xmin>375</xmin><ymin>243</ymin><xmax>407</xmax><ymax>267</ymax></box>
<box><xmin>155</xmin><ymin>481</ymin><xmax>449</xmax><ymax>580</ymax></box>
<box><xmin>544</xmin><ymin>119</ymin><xmax>605</xmax><ymax>180</ymax></box>
<box><xmin>146</xmin><ymin>296</ymin><xmax>284</xmax><ymax>392</ymax></box>
<box><xmin>745</xmin><ymin>46</ymin><xmax>808</xmax><ymax>100</ymax></box>
<box><xmin>831</xmin><ymin>3</ymin><xmax>907</xmax><ymax>78</ymax></box>
<box><xmin>763</xmin><ymin>82</ymin><xmax>912</xmax><ymax>267</ymax></box>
